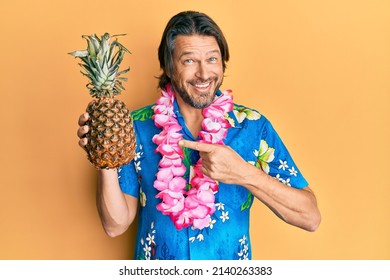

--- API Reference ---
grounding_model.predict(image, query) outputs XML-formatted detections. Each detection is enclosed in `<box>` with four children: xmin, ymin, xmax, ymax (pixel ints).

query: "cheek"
<box><xmin>210</xmin><ymin>64</ymin><xmax>224</xmax><ymax>77</ymax></box>
<box><xmin>174</xmin><ymin>68</ymin><xmax>193</xmax><ymax>83</ymax></box>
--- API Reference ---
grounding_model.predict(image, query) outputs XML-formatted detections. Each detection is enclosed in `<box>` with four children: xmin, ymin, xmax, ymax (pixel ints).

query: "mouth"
<box><xmin>195</xmin><ymin>82</ymin><xmax>211</xmax><ymax>88</ymax></box>
<box><xmin>191</xmin><ymin>81</ymin><xmax>212</xmax><ymax>93</ymax></box>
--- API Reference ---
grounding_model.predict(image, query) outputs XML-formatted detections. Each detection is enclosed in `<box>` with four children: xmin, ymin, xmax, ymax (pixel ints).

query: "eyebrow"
<box><xmin>179</xmin><ymin>49</ymin><xmax>221</xmax><ymax>59</ymax></box>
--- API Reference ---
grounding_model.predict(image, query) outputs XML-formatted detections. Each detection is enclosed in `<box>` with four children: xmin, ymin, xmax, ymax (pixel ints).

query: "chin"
<box><xmin>173</xmin><ymin>80</ymin><xmax>221</xmax><ymax>108</ymax></box>
<box><xmin>188</xmin><ymin>91</ymin><xmax>216</xmax><ymax>108</ymax></box>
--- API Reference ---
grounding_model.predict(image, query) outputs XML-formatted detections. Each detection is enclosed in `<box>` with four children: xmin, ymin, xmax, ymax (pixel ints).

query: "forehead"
<box><xmin>173</xmin><ymin>34</ymin><xmax>220</xmax><ymax>56</ymax></box>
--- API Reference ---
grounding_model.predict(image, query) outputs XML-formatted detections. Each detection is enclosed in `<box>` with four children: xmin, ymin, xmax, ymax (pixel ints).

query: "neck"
<box><xmin>175</xmin><ymin>93</ymin><xmax>204</xmax><ymax>138</ymax></box>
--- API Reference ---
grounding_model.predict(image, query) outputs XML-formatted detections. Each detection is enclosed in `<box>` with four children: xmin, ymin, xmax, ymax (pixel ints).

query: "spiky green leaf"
<box><xmin>69</xmin><ymin>32</ymin><xmax>131</xmax><ymax>97</ymax></box>
<box><xmin>68</xmin><ymin>50</ymin><xmax>89</xmax><ymax>57</ymax></box>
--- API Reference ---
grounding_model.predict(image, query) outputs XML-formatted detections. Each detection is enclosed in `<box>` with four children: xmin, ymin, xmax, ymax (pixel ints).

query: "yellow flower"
<box><xmin>233</xmin><ymin>107</ymin><xmax>261</xmax><ymax>123</ymax></box>
<box><xmin>140</xmin><ymin>189</ymin><xmax>146</xmax><ymax>207</ymax></box>
<box><xmin>254</xmin><ymin>140</ymin><xmax>275</xmax><ymax>174</ymax></box>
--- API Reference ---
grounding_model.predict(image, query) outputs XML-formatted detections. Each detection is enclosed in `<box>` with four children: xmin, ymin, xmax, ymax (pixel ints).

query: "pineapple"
<box><xmin>69</xmin><ymin>33</ymin><xmax>136</xmax><ymax>169</ymax></box>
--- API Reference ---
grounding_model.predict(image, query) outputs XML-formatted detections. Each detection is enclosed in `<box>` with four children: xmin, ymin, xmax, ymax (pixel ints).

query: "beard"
<box><xmin>171</xmin><ymin>76</ymin><xmax>223</xmax><ymax>109</ymax></box>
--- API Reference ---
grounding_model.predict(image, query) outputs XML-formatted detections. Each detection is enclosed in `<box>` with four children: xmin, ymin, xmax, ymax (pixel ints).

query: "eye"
<box><xmin>208</xmin><ymin>57</ymin><xmax>218</xmax><ymax>63</ymax></box>
<box><xmin>184</xmin><ymin>58</ymin><xmax>194</xmax><ymax>64</ymax></box>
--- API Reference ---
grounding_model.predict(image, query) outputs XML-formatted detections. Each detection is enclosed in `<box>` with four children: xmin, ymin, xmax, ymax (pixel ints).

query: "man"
<box><xmin>77</xmin><ymin>11</ymin><xmax>320</xmax><ymax>260</ymax></box>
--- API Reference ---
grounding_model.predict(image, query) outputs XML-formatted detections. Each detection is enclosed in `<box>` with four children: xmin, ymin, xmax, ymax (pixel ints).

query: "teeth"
<box><xmin>195</xmin><ymin>82</ymin><xmax>210</xmax><ymax>88</ymax></box>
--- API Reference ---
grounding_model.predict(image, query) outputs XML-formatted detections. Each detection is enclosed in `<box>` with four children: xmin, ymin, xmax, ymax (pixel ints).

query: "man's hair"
<box><xmin>158</xmin><ymin>11</ymin><xmax>230</xmax><ymax>90</ymax></box>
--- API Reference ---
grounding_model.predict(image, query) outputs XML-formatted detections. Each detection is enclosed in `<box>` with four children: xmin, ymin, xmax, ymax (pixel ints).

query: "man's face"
<box><xmin>170</xmin><ymin>34</ymin><xmax>224</xmax><ymax>109</ymax></box>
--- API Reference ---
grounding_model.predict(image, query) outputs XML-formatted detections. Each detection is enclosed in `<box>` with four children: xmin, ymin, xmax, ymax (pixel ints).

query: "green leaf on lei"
<box><xmin>181</xmin><ymin>147</ymin><xmax>192</xmax><ymax>177</ymax></box>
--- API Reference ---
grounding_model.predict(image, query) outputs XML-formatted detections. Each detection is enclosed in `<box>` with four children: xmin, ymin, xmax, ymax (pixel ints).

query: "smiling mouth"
<box><xmin>190</xmin><ymin>80</ymin><xmax>214</xmax><ymax>93</ymax></box>
<box><xmin>194</xmin><ymin>82</ymin><xmax>211</xmax><ymax>89</ymax></box>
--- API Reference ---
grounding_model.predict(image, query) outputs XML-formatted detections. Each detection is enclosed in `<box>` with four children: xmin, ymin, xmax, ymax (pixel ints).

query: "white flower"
<box><xmin>134</xmin><ymin>161</ymin><xmax>141</xmax><ymax>171</ymax></box>
<box><xmin>275</xmin><ymin>174</ymin><xmax>291</xmax><ymax>186</ymax></box>
<box><xmin>209</xmin><ymin>219</ymin><xmax>216</xmax><ymax>229</ymax></box>
<box><xmin>140</xmin><ymin>238</ymin><xmax>144</xmax><ymax>246</ymax></box>
<box><xmin>143</xmin><ymin>245</ymin><xmax>151</xmax><ymax>259</ymax></box>
<box><xmin>143</xmin><ymin>245</ymin><xmax>151</xmax><ymax>253</ymax></box>
<box><xmin>277</xmin><ymin>175</ymin><xmax>291</xmax><ymax>186</ymax></box>
<box><xmin>146</xmin><ymin>233</ymin><xmax>154</xmax><ymax>245</ymax></box>
<box><xmin>215</xmin><ymin>202</ymin><xmax>225</xmax><ymax>211</ymax></box>
<box><xmin>134</xmin><ymin>151</ymin><xmax>142</xmax><ymax>161</ymax></box>
<box><xmin>239</xmin><ymin>235</ymin><xmax>247</xmax><ymax>246</ymax></box>
<box><xmin>289</xmin><ymin>166</ymin><xmax>298</xmax><ymax>176</ymax></box>
<box><xmin>278</xmin><ymin>160</ymin><xmax>289</xmax><ymax>170</ymax></box>
<box><xmin>220</xmin><ymin>211</ymin><xmax>229</xmax><ymax>222</ymax></box>
<box><xmin>151</xmin><ymin>222</ymin><xmax>156</xmax><ymax>234</ymax></box>
<box><xmin>237</xmin><ymin>234</ymin><xmax>250</xmax><ymax>259</ymax></box>
<box><xmin>189</xmin><ymin>237</ymin><xmax>196</xmax><ymax>243</ymax></box>
<box><xmin>196</xmin><ymin>234</ymin><xmax>204</xmax><ymax>241</ymax></box>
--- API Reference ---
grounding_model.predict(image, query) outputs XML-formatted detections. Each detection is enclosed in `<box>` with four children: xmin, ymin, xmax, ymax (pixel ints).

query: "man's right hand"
<box><xmin>77</xmin><ymin>112</ymin><xmax>90</xmax><ymax>150</ymax></box>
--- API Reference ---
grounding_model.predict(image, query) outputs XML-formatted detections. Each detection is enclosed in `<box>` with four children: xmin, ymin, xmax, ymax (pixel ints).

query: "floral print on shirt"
<box><xmin>118</xmin><ymin>91</ymin><xmax>309</xmax><ymax>260</ymax></box>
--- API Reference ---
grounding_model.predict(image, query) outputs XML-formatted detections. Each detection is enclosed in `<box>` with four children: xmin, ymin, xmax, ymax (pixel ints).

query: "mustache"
<box><xmin>188</xmin><ymin>77</ymin><xmax>219</xmax><ymax>85</ymax></box>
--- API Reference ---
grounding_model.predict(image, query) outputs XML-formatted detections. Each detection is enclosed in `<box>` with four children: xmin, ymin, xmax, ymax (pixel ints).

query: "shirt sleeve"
<box><xmin>117</xmin><ymin>161</ymin><xmax>140</xmax><ymax>198</ymax></box>
<box><xmin>259</xmin><ymin>119</ymin><xmax>309</xmax><ymax>189</ymax></box>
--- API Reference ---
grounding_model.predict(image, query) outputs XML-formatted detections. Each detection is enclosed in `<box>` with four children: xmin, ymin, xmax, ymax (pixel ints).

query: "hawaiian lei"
<box><xmin>152</xmin><ymin>83</ymin><xmax>233</xmax><ymax>230</ymax></box>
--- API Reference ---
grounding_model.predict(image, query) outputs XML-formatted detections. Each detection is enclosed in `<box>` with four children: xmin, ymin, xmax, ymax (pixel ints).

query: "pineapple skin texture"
<box><xmin>86</xmin><ymin>97</ymin><xmax>136</xmax><ymax>169</ymax></box>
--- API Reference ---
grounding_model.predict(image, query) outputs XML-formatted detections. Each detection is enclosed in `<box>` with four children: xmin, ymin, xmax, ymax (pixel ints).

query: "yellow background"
<box><xmin>0</xmin><ymin>0</ymin><xmax>389</xmax><ymax>259</ymax></box>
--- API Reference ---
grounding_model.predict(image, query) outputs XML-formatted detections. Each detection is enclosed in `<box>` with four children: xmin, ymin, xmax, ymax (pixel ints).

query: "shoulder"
<box><xmin>227</xmin><ymin>103</ymin><xmax>271</xmax><ymax>128</ymax></box>
<box><xmin>131</xmin><ymin>104</ymin><xmax>155</xmax><ymax>122</ymax></box>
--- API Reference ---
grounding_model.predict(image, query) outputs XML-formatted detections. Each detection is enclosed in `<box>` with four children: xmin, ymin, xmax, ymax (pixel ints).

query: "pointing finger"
<box><xmin>178</xmin><ymin>140</ymin><xmax>214</xmax><ymax>153</ymax></box>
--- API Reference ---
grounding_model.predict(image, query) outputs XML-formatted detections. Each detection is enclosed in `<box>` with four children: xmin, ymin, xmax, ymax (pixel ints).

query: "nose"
<box><xmin>195</xmin><ymin>62</ymin><xmax>211</xmax><ymax>81</ymax></box>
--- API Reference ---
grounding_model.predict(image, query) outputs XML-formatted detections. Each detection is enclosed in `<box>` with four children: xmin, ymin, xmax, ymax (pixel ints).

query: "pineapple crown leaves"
<box><xmin>69</xmin><ymin>33</ymin><xmax>131</xmax><ymax>98</ymax></box>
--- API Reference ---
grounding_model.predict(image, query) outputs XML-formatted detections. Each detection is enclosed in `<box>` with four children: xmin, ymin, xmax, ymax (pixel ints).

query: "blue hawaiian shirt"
<box><xmin>118</xmin><ymin>90</ymin><xmax>308</xmax><ymax>260</ymax></box>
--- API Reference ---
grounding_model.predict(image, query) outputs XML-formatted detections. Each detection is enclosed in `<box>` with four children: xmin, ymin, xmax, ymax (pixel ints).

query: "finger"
<box><xmin>77</xmin><ymin>125</ymin><xmax>89</xmax><ymax>138</ymax></box>
<box><xmin>178</xmin><ymin>140</ymin><xmax>214</xmax><ymax>153</ymax></box>
<box><xmin>79</xmin><ymin>137</ymin><xmax>88</xmax><ymax>150</ymax></box>
<box><xmin>78</xmin><ymin>112</ymin><xmax>90</xmax><ymax>126</ymax></box>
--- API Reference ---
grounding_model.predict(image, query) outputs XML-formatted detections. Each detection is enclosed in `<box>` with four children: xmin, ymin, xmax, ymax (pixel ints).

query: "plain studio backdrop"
<box><xmin>0</xmin><ymin>0</ymin><xmax>389</xmax><ymax>259</ymax></box>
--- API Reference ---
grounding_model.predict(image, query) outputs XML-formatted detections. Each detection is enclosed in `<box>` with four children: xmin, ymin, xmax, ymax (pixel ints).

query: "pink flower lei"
<box><xmin>152</xmin><ymin>83</ymin><xmax>233</xmax><ymax>230</ymax></box>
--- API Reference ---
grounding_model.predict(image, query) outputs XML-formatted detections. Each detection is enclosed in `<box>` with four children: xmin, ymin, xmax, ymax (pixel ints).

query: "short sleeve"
<box><xmin>117</xmin><ymin>161</ymin><xmax>140</xmax><ymax>198</ymax></box>
<box><xmin>259</xmin><ymin>119</ymin><xmax>309</xmax><ymax>189</ymax></box>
